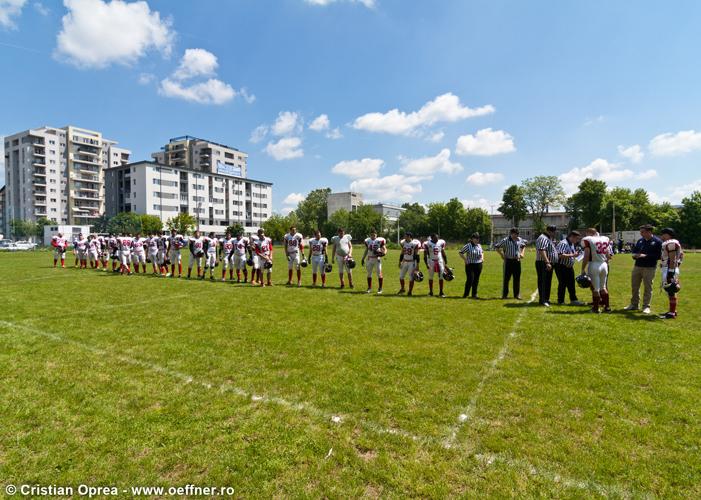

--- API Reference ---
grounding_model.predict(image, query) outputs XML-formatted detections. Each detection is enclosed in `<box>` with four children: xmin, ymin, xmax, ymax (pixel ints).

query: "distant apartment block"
<box><xmin>370</xmin><ymin>203</ymin><xmax>405</xmax><ymax>222</ymax></box>
<box><xmin>152</xmin><ymin>135</ymin><xmax>248</xmax><ymax>178</ymax></box>
<box><xmin>327</xmin><ymin>191</ymin><xmax>363</xmax><ymax>218</ymax></box>
<box><xmin>0</xmin><ymin>185</ymin><xmax>5</xmax><ymax>237</ymax></box>
<box><xmin>105</xmin><ymin>161</ymin><xmax>272</xmax><ymax>235</ymax></box>
<box><xmin>2</xmin><ymin>125</ymin><xmax>130</xmax><ymax>235</ymax></box>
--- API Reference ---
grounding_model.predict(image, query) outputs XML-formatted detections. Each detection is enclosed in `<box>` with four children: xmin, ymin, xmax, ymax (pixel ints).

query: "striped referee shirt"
<box><xmin>459</xmin><ymin>242</ymin><xmax>483</xmax><ymax>264</ymax></box>
<box><xmin>495</xmin><ymin>236</ymin><xmax>526</xmax><ymax>259</ymax></box>
<box><xmin>556</xmin><ymin>238</ymin><xmax>576</xmax><ymax>268</ymax></box>
<box><xmin>535</xmin><ymin>233</ymin><xmax>558</xmax><ymax>263</ymax></box>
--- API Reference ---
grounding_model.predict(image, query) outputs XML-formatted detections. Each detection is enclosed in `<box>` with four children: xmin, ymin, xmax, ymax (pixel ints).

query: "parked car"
<box><xmin>14</xmin><ymin>240</ymin><xmax>38</xmax><ymax>250</ymax></box>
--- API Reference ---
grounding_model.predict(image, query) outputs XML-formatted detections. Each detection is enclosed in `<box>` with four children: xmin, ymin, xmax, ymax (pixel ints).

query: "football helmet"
<box><xmin>663</xmin><ymin>279</ymin><xmax>681</xmax><ymax>295</ymax></box>
<box><xmin>576</xmin><ymin>274</ymin><xmax>592</xmax><ymax>288</ymax></box>
<box><xmin>414</xmin><ymin>270</ymin><xmax>424</xmax><ymax>282</ymax></box>
<box><xmin>263</xmin><ymin>260</ymin><xmax>273</xmax><ymax>270</ymax></box>
<box><xmin>324</xmin><ymin>263</ymin><xmax>333</xmax><ymax>273</ymax></box>
<box><xmin>442</xmin><ymin>268</ymin><xmax>455</xmax><ymax>281</ymax></box>
<box><xmin>346</xmin><ymin>258</ymin><xmax>356</xmax><ymax>269</ymax></box>
<box><xmin>246</xmin><ymin>257</ymin><xmax>254</xmax><ymax>267</ymax></box>
<box><xmin>300</xmin><ymin>258</ymin><xmax>308</xmax><ymax>268</ymax></box>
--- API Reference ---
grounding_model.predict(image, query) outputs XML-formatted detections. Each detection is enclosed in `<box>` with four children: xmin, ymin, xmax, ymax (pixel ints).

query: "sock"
<box><xmin>429</xmin><ymin>280</ymin><xmax>434</xmax><ymax>294</ymax></box>
<box><xmin>400</xmin><ymin>279</ymin><xmax>405</xmax><ymax>290</ymax></box>
<box><xmin>409</xmin><ymin>281</ymin><xmax>415</xmax><ymax>294</ymax></box>
<box><xmin>321</xmin><ymin>274</ymin><xmax>326</xmax><ymax>285</ymax></box>
<box><xmin>297</xmin><ymin>270</ymin><xmax>301</xmax><ymax>282</ymax></box>
<box><xmin>592</xmin><ymin>295</ymin><xmax>599</xmax><ymax>309</ymax></box>
<box><xmin>312</xmin><ymin>273</ymin><xmax>317</xmax><ymax>285</ymax></box>
<box><xmin>367</xmin><ymin>277</ymin><xmax>372</xmax><ymax>289</ymax></box>
<box><xmin>178</xmin><ymin>264</ymin><xmax>182</xmax><ymax>275</ymax></box>
<box><xmin>670</xmin><ymin>296</ymin><xmax>677</xmax><ymax>314</ymax></box>
<box><xmin>378</xmin><ymin>277</ymin><xmax>383</xmax><ymax>289</ymax></box>
<box><xmin>288</xmin><ymin>270</ymin><xmax>293</xmax><ymax>282</ymax></box>
<box><xmin>601</xmin><ymin>290</ymin><xmax>609</xmax><ymax>307</ymax></box>
<box><xmin>439</xmin><ymin>280</ymin><xmax>444</xmax><ymax>295</ymax></box>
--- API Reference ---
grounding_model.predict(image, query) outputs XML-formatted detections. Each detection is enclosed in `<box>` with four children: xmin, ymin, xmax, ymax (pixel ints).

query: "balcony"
<box><xmin>35</xmin><ymin>199</ymin><xmax>47</xmax><ymax>206</ymax></box>
<box><xmin>32</xmin><ymin>180</ymin><xmax>47</xmax><ymax>187</ymax></box>
<box><xmin>34</xmin><ymin>210</ymin><xmax>47</xmax><ymax>216</ymax></box>
<box><xmin>73</xmin><ymin>156</ymin><xmax>101</xmax><ymax>166</ymax></box>
<box><xmin>31</xmin><ymin>137</ymin><xmax>45</xmax><ymax>146</ymax></box>
<box><xmin>34</xmin><ymin>148</ymin><xmax>46</xmax><ymax>157</ymax></box>
<box><xmin>77</xmin><ymin>147</ymin><xmax>99</xmax><ymax>156</ymax></box>
<box><xmin>34</xmin><ymin>169</ymin><xmax>47</xmax><ymax>177</ymax></box>
<box><xmin>71</xmin><ymin>173</ymin><xmax>101</xmax><ymax>184</ymax></box>
<box><xmin>33</xmin><ymin>160</ymin><xmax>46</xmax><ymax>166</ymax></box>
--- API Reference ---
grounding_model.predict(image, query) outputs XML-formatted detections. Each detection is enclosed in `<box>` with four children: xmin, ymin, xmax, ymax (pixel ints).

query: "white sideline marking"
<box><xmin>444</xmin><ymin>290</ymin><xmax>539</xmax><ymax>447</ymax></box>
<box><xmin>0</xmin><ymin>318</ymin><xmax>636</xmax><ymax>496</ymax></box>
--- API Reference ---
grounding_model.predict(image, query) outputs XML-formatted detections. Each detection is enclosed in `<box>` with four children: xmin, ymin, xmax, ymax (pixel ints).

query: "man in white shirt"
<box><xmin>284</xmin><ymin>225</ymin><xmax>304</xmax><ymax>287</ymax></box>
<box><xmin>398</xmin><ymin>232</ymin><xmax>421</xmax><ymax>296</ymax></box>
<box><xmin>307</xmin><ymin>229</ymin><xmax>329</xmax><ymax>288</ymax></box>
<box><xmin>580</xmin><ymin>228</ymin><xmax>612</xmax><ymax>314</ymax></box>
<box><xmin>423</xmin><ymin>233</ymin><xmax>448</xmax><ymax>297</ymax></box>
<box><xmin>362</xmin><ymin>229</ymin><xmax>387</xmax><ymax>294</ymax></box>
<box><xmin>331</xmin><ymin>227</ymin><xmax>354</xmax><ymax>289</ymax></box>
<box><xmin>187</xmin><ymin>230</ymin><xmax>205</xmax><ymax>279</ymax></box>
<box><xmin>131</xmin><ymin>232</ymin><xmax>148</xmax><ymax>274</ymax></box>
<box><xmin>204</xmin><ymin>232</ymin><xmax>218</xmax><ymax>280</ymax></box>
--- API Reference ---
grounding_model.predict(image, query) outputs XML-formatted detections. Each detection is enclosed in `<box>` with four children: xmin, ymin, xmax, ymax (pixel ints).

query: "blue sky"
<box><xmin>1</xmin><ymin>0</ymin><xmax>701</xmax><ymax>214</ymax></box>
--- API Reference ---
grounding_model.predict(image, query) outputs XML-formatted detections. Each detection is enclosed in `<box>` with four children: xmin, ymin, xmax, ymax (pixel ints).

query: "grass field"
<box><xmin>1</xmin><ymin>247</ymin><xmax>700</xmax><ymax>497</ymax></box>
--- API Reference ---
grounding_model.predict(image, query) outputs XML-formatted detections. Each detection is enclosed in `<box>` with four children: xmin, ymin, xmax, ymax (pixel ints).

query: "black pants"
<box><xmin>554</xmin><ymin>264</ymin><xmax>577</xmax><ymax>304</ymax></box>
<box><xmin>463</xmin><ymin>262</ymin><xmax>483</xmax><ymax>298</ymax></box>
<box><xmin>502</xmin><ymin>259</ymin><xmax>521</xmax><ymax>298</ymax></box>
<box><xmin>535</xmin><ymin>260</ymin><xmax>554</xmax><ymax>304</ymax></box>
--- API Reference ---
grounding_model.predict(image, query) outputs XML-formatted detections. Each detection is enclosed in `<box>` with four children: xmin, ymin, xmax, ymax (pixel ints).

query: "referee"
<box><xmin>554</xmin><ymin>230</ymin><xmax>584</xmax><ymax>305</ymax></box>
<box><xmin>495</xmin><ymin>227</ymin><xmax>527</xmax><ymax>299</ymax></box>
<box><xmin>535</xmin><ymin>225</ymin><xmax>558</xmax><ymax>307</ymax></box>
<box><xmin>459</xmin><ymin>232</ymin><xmax>484</xmax><ymax>298</ymax></box>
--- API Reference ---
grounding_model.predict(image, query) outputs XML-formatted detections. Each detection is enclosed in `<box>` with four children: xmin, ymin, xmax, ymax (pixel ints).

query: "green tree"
<box><xmin>10</xmin><ymin>219</ymin><xmax>37</xmax><ymax>239</ymax></box>
<box><xmin>92</xmin><ymin>214</ymin><xmax>111</xmax><ymax>233</ymax></box>
<box><xmin>225</xmin><ymin>223</ymin><xmax>244</xmax><ymax>236</ymax></box>
<box><xmin>107</xmin><ymin>212</ymin><xmax>142</xmax><ymax>235</ymax></box>
<box><xmin>398</xmin><ymin>203</ymin><xmax>429</xmax><ymax>237</ymax></box>
<box><xmin>322</xmin><ymin>208</ymin><xmax>351</xmax><ymax>238</ymax></box>
<box><xmin>347</xmin><ymin>205</ymin><xmax>384</xmax><ymax>240</ymax></box>
<box><xmin>261</xmin><ymin>214</ymin><xmax>290</xmax><ymax>242</ymax></box>
<box><xmin>426</xmin><ymin>202</ymin><xmax>450</xmax><ymax>238</ymax></box>
<box><xmin>679</xmin><ymin>191</ymin><xmax>701</xmax><ymax>247</ymax></box>
<box><xmin>140</xmin><ymin>214</ymin><xmax>164</xmax><ymax>235</ymax></box>
<box><xmin>165</xmin><ymin>212</ymin><xmax>197</xmax><ymax>235</ymax></box>
<box><xmin>34</xmin><ymin>216</ymin><xmax>55</xmax><ymax>239</ymax></box>
<box><xmin>652</xmin><ymin>202</ymin><xmax>681</xmax><ymax>231</ymax></box>
<box><xmin>463</xmin><ymin>208</ymin><xmax>492</xmax><ymax>243</ymax></box>
<box><xmin>629</xmin><ymin>188</ymin><xmax>657</xmax><ymax>228</ymax></box>
<box><xmin>602</xmin><ymin>187</ymin><xmax>634</xmax><ymax>231</ymax></box>
<box><xmin>294</xmin><ymin>188</ymin><xmax>331</xmax><ymax>234</ymax></box>
<box><xmin>522</xmin><ymin>176</ymin><xmax>566</xmax><ymax>233</ymax></box>
<box><xmin>566</xmin><ymin>179</ymin><xmax>607</xmax><ymax>229</ymax></box>
<box><xmin>498</xmin><ymin>185</ymin><xmax>528</xmax><ymax>227</ymax></box>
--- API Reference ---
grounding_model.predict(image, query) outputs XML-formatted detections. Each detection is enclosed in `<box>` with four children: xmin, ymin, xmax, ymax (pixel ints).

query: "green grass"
<box><xmin>1</xmin><ymin>248</ymin><xmax>700</xmax><ymax>497</ymax></box>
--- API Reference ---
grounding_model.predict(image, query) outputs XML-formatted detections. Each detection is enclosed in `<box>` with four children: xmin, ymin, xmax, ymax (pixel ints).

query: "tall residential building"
<box><xmin>105</xmin><ymin>161</ymin><xmax>272</xmax><ymax>235</ymax></box>
<box><xmin>0</xmin><ymin>185</ymin><xmax>5</xmax><ymax>237</ymax></box>
<box><xmin>2</xmin><ymin>126</ymin><xmax>130</xmax><ymax>234</ymax></box>
<box><xmin>370</xmin><ymin>203</ymin><xmax>405</xmax><ymax>222</ymax></box>
<box><xmin>327</xmin><ymin>191</ymin><xmax>363</xmax><ymax>218</ymax></box>
<box><xmin>151</xmin><ymin>135</ymin><xmax>248</xmax><ymax>178</ymax></box>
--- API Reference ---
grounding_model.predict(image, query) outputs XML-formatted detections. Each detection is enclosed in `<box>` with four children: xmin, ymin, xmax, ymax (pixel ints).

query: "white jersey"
<box><xmin>189</xmin><ymin>236</ymin><xmax>205</xmax><ymax>255</ymax></box>
<box><xmin>331</xmin><ymin>234</ymin><xmax>352</xmax><ymax>256</ymax></box>
<box><xmin>221</xmin><ymin>237</ymin><xmax>236</xmax><ymax>257</ymax></box>
<box><xmin>88</xmin><ymin>238</ymin><xmax>99</xmax><ymax>253</ymax></box>
<box><xmin>284</xmin><ymin>232</ymin><xmax>304</xmax><ymax>254</ymax></box>
<box><xmin>308</xmin><ymin>237</ymin><xmax>329</xmax><ymax>256</ymax></box>
<box><xmin>52</xmin><ymin>236</ymin><xmax>67</xmax><ymax>250</ymax></box>
<box><xmin>401</xmin><ymin>239</ymin><xmax>421</xmax><ymax>262</ymax></box>
<box><xmin>254</xmin><ymin>237</ymin><xmax>273</xmax><ymax>257</ymax></box>
<box><xmin>661</xmin><ymin>239</ymin><xmax>682</xmax><ymax>269</ymax></box>
<box><xmin>168</xmin><ymin>234</ymin><xmax>185</xmax><ymax>251</ymax></box>
<box><xmin>582</xmin><ymin>235</ymin><xmax>611</xmax><ymax>264</ymax></box>
<box><xmin>119</xmin><ymin>236</ymin><xmax>133</xmax><ymax>252</ymax></box>
<box><xmin>233</xmin><ymin>237</ymin><xmax>249</xmax><ymax>256</ymax></box>
<box><xmin>424</xmin><ymin>239</ymin><xmax>446</xmax><ymax>262</ymax></box>
<box><xmin>205</xmin><ymin>237</ymin><xmax>218</xmax><ymax>255</ymax></box>
<box><xmin>75</xmin><ymin>238</ymin><xmax>88</xmax><ymax>252</ymax></box>
<box><xmin>148</xmin><ymin>237</ymin><xmax>159</xmax><ymax>253</ymax></box>
<box><xmin>132</xmin><ymin>237</ymin><xmax>147</xmax><ymax>254</ymax></box>
<box><xmin>108</xmin><ymin>237</ymin><xmax>118</xmax><ymax>251</ymax></box>
<box><xmin>364</xmin><ymin>237</ymin><xmax>386</xmax><ymax>259</ymax></box>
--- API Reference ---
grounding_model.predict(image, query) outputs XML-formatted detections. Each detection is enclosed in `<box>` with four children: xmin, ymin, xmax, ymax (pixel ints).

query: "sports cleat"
<box><xmin>624</xmin><ymin>304</ymin><xmax>639</xmax><ymax>311</ymax></box>
<box><xmin>398</xmin><ymin>289</ymin><xmax>405</xmax><ymax>295</ymax></box>
<box><xmin>591</xmin><ymin>308</ymin><xmax>601</xmax><ymax>314</ymax></box>
<box><xmin>571</xmin><ymin>300</ymin><xmax>585</xmax><ymax>306</ymax></box>
<box><xmin>659</xmin><ymin>312</ymin><xmax>676</xmax><ymax>319</ymax></box>
<box><xmin>439</xmin><ymin>293</ymin><xmax>446</xmax><ymax>298</ymax></box>
<box><xmin>603</xmin><ymin>307</ymin><xmax>612</xmax><ymax>313</ymax></box>
<box><xmin>366</xmin><ymin>289</ymin><xmax>372</xmax><ymax>294</ymax></box>
<box><xmin>642</xmin><ymin>307</ymin><xmax>651</xmax><ymax>314</ymax></box>
<box><xmin>377</xmin><ymin>289</ymin><xmax>383</xmax><ymax>295</ymax></box>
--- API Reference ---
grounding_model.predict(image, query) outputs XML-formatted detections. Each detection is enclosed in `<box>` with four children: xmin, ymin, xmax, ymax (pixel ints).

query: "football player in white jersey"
<box><xmin>362</xmin><ymin>229</ymin><xmax>386</xmax><ymax>294</ymax></box>
<box><xmin>219</xmin><ymin>231</ymin><xmax>235</xmax><ymax>281</ymax></box>
<box><xmin>187</xmin><ymin>230</ymin><xmax>205</xmax><ymax>279</ymax></box>
<box><xmin>168</xmin><ymin>229</ymin><xmax>185</xmax><ymax>278</ymax></box>
<box><xmin>74</xmin><ymin>233</ymin><xmax>88</xmax><ymax>269</ymax></box>
<box><xmin>232</xmin><ymin>232</ymin><xmax>250</xmax><ymax>283</ymax></box>
<box><xmin>158</xmin><ymin>231</ymin><xmax>168</xmax><ymax>275</ymax></box>
<box><xmin>423</xmin><ymin>233</ymin><xmax>448</xmax><ymax>297</ymax></box>
<box><xmin>331</xmin><ymin>227</ymin><xmax>354</xmax><ymax>289</ymax></box>
<box><xmin>72</xmin><ymin>235</ymin><xmax>80</xmax><ymax>268</ymax></box>
<box><xmin>203</xmin><ymin>232</ymin><xmax>218</xmax><ymax>280</ymax></box>
<box><xmin>307</xmin><ymin>229</ymin><xmax>329</xmax><ymax>287</ymax></box>
<box><xmin>398</xmin><ymin>232</ymin><xmax>421</xmax><ymax>296</ymax></box>
<box><xmin>51</xmin><ymin>233</ymin><xmax>68</xmax><ymax>268</ymax></box>
<box><xmin>108</xmin><ymin>234</ymin><xmax>120</xmax><ymax>272</ymax></box>
<box><xmin>87</xmin><ymin>235</ymin><xmax>100</xmax><ymax>269</ymax></box>
<box><xmin>659</xmin><ymin>227</ymin><xmax>683</xmax><ymax>319</ymax></box>
<box><xmin>284</xmin><ymin>225</ymin><xmax>305</xmax><ymax>287</ymax></box>
<box><xmin>98</xmin><ymin>236</ymin><xmax>109</xmax><ymax>270</ymax></box>
<box><xmin>147</xmin><ymin>234</ymin><xmax>160</xmax><ymax>274</ymax></box>
<box><xmin>118</xmin><ymin>233</ymin><xmax>133</xmax><ymax>275</ymax></box>
<box><xmin>131</xmin><ymin>232</ymin><xmax>147</xmax><ymax>274</ymax></box>
<box><xmin>252</xmin><ymin>228</ymin><xmax>274</xmax><ymax>287</ymax></box>
<box><xmin>580</xmin><ymin>228</ymin><xmax>612</xmax><ymax>314</ymax></box>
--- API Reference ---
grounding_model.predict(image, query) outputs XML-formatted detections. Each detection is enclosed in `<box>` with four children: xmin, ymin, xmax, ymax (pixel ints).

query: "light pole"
<box><xmin>490</xmin><ymin>204</ymin><xmax>495</xmax><ymax>247</ymax></box>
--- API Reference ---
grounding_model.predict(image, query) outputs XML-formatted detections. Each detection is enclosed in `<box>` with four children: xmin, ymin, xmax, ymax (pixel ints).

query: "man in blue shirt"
<box><xmin>624</xmin><ymin>224</ymin><xmax>662</xmax><ymax>314</ymax></box>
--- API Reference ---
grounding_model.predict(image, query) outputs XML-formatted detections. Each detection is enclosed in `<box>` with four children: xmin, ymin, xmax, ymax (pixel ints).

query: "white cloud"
<box><xmin>272</xmin><ymin>111</ymin><xmax>302</xmax><ymax>136</ymax></box>
<box><xmin>559</xmin><ymin>158</ymin><xmax>634</xmax><ymax>194</ymax></box>
<box><xmin>0</xmin><ymin>0</ymin><xmax>26</xmax><ymax>29</ymax></box>
<box><xmin>283</xmin><ymin>192</ymin><xmax>305</xmax><ymax>205</ymax></box>
<box><xmin>649</xmin><ymin>130</ymin><xmax>701</xmax><ymax>156</ymax></box>
<box><xmin>671</xmin><ymin>180</ymin><xmax>701</xmax><ymax>202</ymax></box>
<box><xmin>583</xmin><ymin>115</ymin><xmax>605</xmax><ymax>127</ymax></box>
<box><xmin>265</xmin><ymin>137</ymin><xmax>303</xmax><ymax>161</ymax></box>
<box><xmin>617</xmin><ymin>144</ymin><xmax>644</xmax><ymax>163</ymax></box>
<box><xmin>159</xmin><ymin>77</ymin><xmax>235</xmax><ymax>105</ymax></box>
<box><xmin>455</xmin><ymin>128</ymin><xmax>516</xmax><ymax>156</ymax></box>
<box><xmin>172</xmin><ymin>47</ymin><xmax>218</xmax><ymax>80</ymax></box>
<box><xmin>326</xmin><ymin>127</ymin><xmax>343</xmax><ymax>140</ymax></box>
<box><xmin>466</xmin><ymin>171</ymin><xmax>505</xmax><ymax>186</ymax></box>
<box><xmin>636</xmin><ymin>169</ymin><xmax>657</xmax><ymax>180</ymax></box>
<box><xmin>240</xmin><ymin>87</ymin><xmax>256</xmax><ymax>104</ymax></box>
<box><xmin>33</xmin><ymin>2</ymin><xmax>48</xmax><ymax>16</ymax></box>
<box><xmin>350</xmin><ymin>174</ymin><xmax>425</xmax><ymax>202</ymax></box>
<box><xmin>305</xmin><ymin>0</ymin><xmax>375</xmax><ymax>8</ymax></box>
<box><xmin>280</xmin><ymin>206</ymin><xmax>295</xmax><ymax>216</ymax></box>
<box><xmin>309</xmin><ymin>114</ymin><xmax>330</xmax><ymax>131</ymax></box>
<box><xmin>137</xmin><ymin>72</ymin><xmax>155</xmax><ymax>85</ymax></box>
<box><xmin>249</xmin><ymin>125</ymin><xmax>269</xmax><ymax>144</ymax></box>
<box><xmin>427</xmin><ymin>130</ymin><xmax>445</xmax><ymax>143</ymax></box>
<box><xmin>352</xmin><ymin>92</ymin><xmax>494</xmax><ymax>136</ymax></box>
<box><xmin>332</xmin><ymin>158</ymin><xmax>384</xmax><ymax>179</ymax></box>
<box><xmin>462</xmin><ymin>196</ymin><xmax>496</xmax><ymax>212</ymax></box>
<box><xmin>400</xmin><ymin>148</ymin><xmax>462</xmax><ymax>176</ymax></box>
<box><xmin>55</xmin><ymin>0</ymin><xmax>174</xmax><ymax>68</ymax></box>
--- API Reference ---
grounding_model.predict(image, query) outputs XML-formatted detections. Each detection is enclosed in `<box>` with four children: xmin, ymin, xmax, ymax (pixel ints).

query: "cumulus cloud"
<box><xmin>649</xmin><ymin>130</ymin><xmax>701</xmax><ymax>156</ymax></box>
<box><xmin>159</xmin><ymin>77</ymin><xmax>235</xmax><ymax>105</ymax></box>
<box><xmin>283</xmin><ymin>192</ymin><xmax>305</xmax><ymax>205</ymax></box>
<box><xmin>352</xmin><ymin>93</ymin><xmax>494</xmax><ymax>136</ymax></box>
<box><xmin>636</xmin><ymin>169</ymin><xmax>658</xmax><ymax>180</ymax></box>
<box><xmin>0</xmin><ymin>0</ymin><xmax>27</xmax><ymax>29</ymax></box>
<box><xmin>55</xmin><ymin>0</ymin><xmax>174</xmax><ymax>68</ymax></box>
<box><xmin>559</xmin><ymin>158</ymin><xmax>635</xmax><ymax>194</ymax></box>
<box><xmin>272</xmin><ymin>111</ymin><xmax>303</xmax><ymax>136</ymax></box>
<box><xmin>617</xmin><ymin>144</ymin><xmax>644</xmax><ymax>163</ymax></box>
<box><xmin>456</xmin><ymin>128</ymin><xmax>516</xmax><ymax>156</ymax></box>
<box><xmin>249</xmin><ymin>125</ymin><xmax>269</xmax><ymax>144</ymax></box>
<box><xmin>305</xmin><ymin>0</ymin><xmax>376</xmax><ymax>8</ymax></box>
<box><xmin>427</xmin><ymin>131</ymin><xmax>445</xmax><ymax>143</ymax></box>
<box><xmin>137</xmin><ymin>72</ymin><xmax>155</xmax><ymax>85</ymax></box>
<box><xmin>462</xmin><ymin>196</ymin><xmax>495</xmax><ymax>211</ymax></box>
<box><xmin>265</xmin><ymin>137</ymin><xmax>303</xmax><ymax>161</ymax></box>
<box><xmin>332</xmin><ymin>158</ymin><xmax>384</xmax><ymax>179</ymax></box>
<box><xmin>400</xmin><ymin>149</ymin><xmax>462</xmax><ymax>176</ymax></box>
<box><xmin>172</xmin><ymin>48</ymin><xmax>218</xmax><ymax>80</ymax></box>
<box><xmin>466</xmin><ymin>171</ymin><xmax>505</xmax><ymax>186</ymax></box>
<box><xmin>350</xmin><ymin>174</ymin><xmax>426</xmax><ymax>202</ymax></box>
<box><xmin>326</xmin><ymin>127</ymin><xmax>343</xmax><ymax>140</ymax></box>
<box><xmin>33</xmin><ymin>2</ymin><xmax>48</xmax><ymax>15</ymax></box>
<box><xmin>309</xmin><ymin>114</ymin><xmax>330</xmax><ymax>131</ymax></box>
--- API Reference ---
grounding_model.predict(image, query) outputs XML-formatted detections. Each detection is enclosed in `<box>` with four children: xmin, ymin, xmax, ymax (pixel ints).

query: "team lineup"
<box><xmin>48</xmin><ymin>224</ymin><xmax>683</xmax><ymax>319</ymax></box>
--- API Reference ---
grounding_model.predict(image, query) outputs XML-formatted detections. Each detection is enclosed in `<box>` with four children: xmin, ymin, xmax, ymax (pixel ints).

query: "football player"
<box><xmin>98</xmin><ymin>235</ymin><xmax>109</xmax><ymax>270</ymax></box>
<box><xmin>284</xmin><ymin>225</ymin><xmax>304</xmax><ymax>287</ymax></box>
<box><xmin>331</xmin><ymin>227</ymin><xmax>354</xmax><ymax>289</ymax></box>
<box><xmin>362</xmin><ymin>229</ymin><xmax>386</xmax><ymax>294</ymax></box>
<box><xmin>398</xmin><ymin>231</ymin><xmax>421</xmax><ymax>296</ymax></box>
<box><xmin>252</xmin><ymin>228</ymin><xmax>273</xmax><ymax>287</ymax></box>
<box><xmin>307</xmin><ymin>229</ymin><xmax>329</xmax><ymax>287</ymax></box>
<box><xmin>72</xmin><ymin>234</ymin><xmax>80</xmax><ymax>268</ymax></box>
<box><xmin>220</xmin><ymin>231</ymin><xmax>235</xmax><ymax>281</ymax></box>
<box><xmin>168</xmin><ymin>229</ymin><xmax>184</xmax><ymax>278</ymax></box>
<box><xmin>158</xmin><ymin>231</ymin><xmax>169</xmax><ymax>275</ymax></box>
<box><xmin>118</xmin><ymin>233</ymin><xmax>133</xmax><ymax>275</ymax></box>
<box><xmin>51</xmin><ymin>232</ymin><xmax>68</xmax><ymax>268</ymax></box>
<box><xmin>87</xmin><ymin>234</ymin><xmax>100</xmax><ymax>269</ymax></box>
<box><xmin>423</xmin><ymin>233</ymin><xmax>448</xmax><ymax>297</ymax></box>
<box><xmin>580</xmin><ymin>228</ymin><xmax>612</xmax><ymax>313</ymax></box>
<box><xmin>74</xmin><ymin>233</ymin><xmax>88</xmax><ymax>269</ymax></box>
<box><xmin>659</xmin><ymin>228</ymin><xmax>683</xmax><ymax>319</ymax></box>
<box><xmin>147</xmin><ymin>234</ymin><xmax>161</xmax><ymax>274</ymax></box>
<box><xmin>232</xmin><ymin>232</ymin><xmax>250</xmax><ymax>283</ymax></box>
<box><xmin>187</xmin><ymin>230</ymin><xmax>205</xmax><ymax>279</ymax></box>
<box><xmin>204</xmin><ymin>232</ymin><xmax>218</xmax><ymax>280</ymax></box>
<box><xmin>108</xmin><ymin>233</ymin><xmax>120</xmax><ymax>272</ymax></box>
<box><xmin>131</xmin><ymin>232</ymin><xmax>148</xmax><ymax>274</ymax></box>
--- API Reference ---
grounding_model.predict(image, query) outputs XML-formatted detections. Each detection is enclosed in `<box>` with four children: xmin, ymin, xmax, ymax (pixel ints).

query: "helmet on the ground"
<box><xmin>324</xmin><ymin>263</ymin><xmax>333</xmax><ymax>273</ymax></box>
<box><xmin>263</xmin><ymin>260</ymin><xmax>273</xmax><ymax>270</ymax></box>
<box><xmin>576</xmin><ymin>274</ymin><xmax>592</xmax><ymax>288</ymax></box>
<box><xmin>346</xmin><ymin>258</ymin><xmax>356</xmax><ymax>269</ymax></box>
<box><xmin>442</xmin><ymin>268</ymin><xmax>455</xmax><ymax>281</ymax></box>
<box><xmin>414</xmin><ymin>270</ymin><xmax>424</xmax><ymax>282</ymax></box>
<box><xmin>663</xmin><ymin>279</ymin><xmax>681</xmax><ymax>295</ymax></box>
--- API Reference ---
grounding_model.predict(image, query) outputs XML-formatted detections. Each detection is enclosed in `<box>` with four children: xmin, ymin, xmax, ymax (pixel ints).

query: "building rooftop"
<box><xmin>121</xmin><ymin>160</ymin><xmax>273</xmax><ymax>186</ymax></box>
<box><xmin>163</xmin><ymin>135</ymin><xmax>243</xmax><ymax>153</ymax></box>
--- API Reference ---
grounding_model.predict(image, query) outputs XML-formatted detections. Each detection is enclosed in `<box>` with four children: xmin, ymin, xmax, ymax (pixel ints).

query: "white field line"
<box><xmin>444</xmin><ymin>289</ymin><xmax>539</xmax><ymax>447</ymax></box>
<box><xmin>0</xmin><ymin>318</ymin><xmax>636</xmax><ymax>497</ymax></box>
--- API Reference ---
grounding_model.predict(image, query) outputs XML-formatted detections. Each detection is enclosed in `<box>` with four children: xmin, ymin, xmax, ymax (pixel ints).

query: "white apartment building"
<box><xmin>327</xmin><ymin>191</ymin><xmax>363</xmax><ymax>218</ymax></box>
<box><xmin>152</xmin><ymin>135</ymin><xmax>248</xmax><ymax>178</ymax></box>
<box><xmin>105</xmin><ymin>161</ymin><xmax>272</xmax><ymax>234</ymax></box>
<box><xmin>2</xmin><ymin>126</ymin><xmax>130</xmax><ymax>235</ymax></box>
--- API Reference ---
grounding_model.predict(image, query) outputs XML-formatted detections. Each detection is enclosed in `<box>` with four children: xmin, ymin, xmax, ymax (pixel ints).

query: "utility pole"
<box><xmin>612</xmin><ymin>201</ymin><xmax>616</xmax><ymax>240</ymax></box>
<box><xmin>490</xmin><ymin>204</ymin><xmax>495</xmax><ymax>247</ymax></box>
